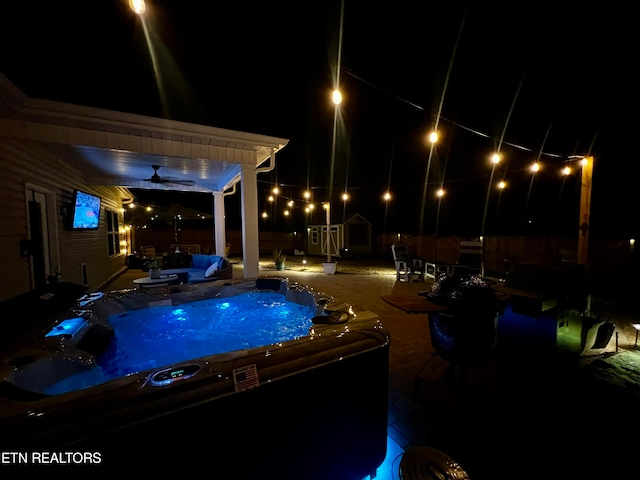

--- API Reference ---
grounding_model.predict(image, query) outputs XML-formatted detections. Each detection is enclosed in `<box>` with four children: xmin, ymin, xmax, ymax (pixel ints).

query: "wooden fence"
<box><xmin>133</xmin><ymin>226</ymin><xmax>638</xmax><ymax>296</ymax></box>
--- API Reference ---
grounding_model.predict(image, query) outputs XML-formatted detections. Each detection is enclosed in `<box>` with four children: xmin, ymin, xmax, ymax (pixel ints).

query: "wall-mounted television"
<box><xmin>71</xmin><ymin>190</ymin><xmax>101</xmax><ymax>230</ymax></box>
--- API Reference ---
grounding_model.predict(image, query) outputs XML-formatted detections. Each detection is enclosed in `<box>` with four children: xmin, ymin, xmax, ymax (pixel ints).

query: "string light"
<box><xmin>342</xmin><ymin>68</ymin><xmax>591</xmax><ymax>168</ymax></box>
<box><xmin>332</xmin><ymin>89</ymin><xmax>343</xmax><ymax>105</ymax></box>
<box><xmin>129</xmin><ymin>0</ymin><xmax>146</xmax><ymax>15</ymax></box>
<box><xmin>250</xmin><ymin>100</ymin><xmax>591</xmax><ymax>236</ymax></box>
<box><xmin>256</xmin><ymin>152</ymin><xmax>587</xmax><ymax>211</ymax></box>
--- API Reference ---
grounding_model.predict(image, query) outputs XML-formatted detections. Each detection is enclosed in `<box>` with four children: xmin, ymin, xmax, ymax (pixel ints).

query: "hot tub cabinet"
<box><xmin>0</xmin><ymin>278</ymin><xmax>390</xmax><ymax>479</ymax></box>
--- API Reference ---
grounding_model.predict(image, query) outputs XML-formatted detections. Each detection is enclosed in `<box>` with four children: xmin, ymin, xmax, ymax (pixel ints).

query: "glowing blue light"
<box><xmin>170</xmin><ymin>308</ymin><xmax>188</xmax><ymax>321</ymax></box>
<box><xmin>45</xmin><ymin>317</ymin><xmax>87</xmax><ymax>338</ymax></box>
<box><xmin>45</xmin><ymin>292</ymin><xmax>315</xmax><ymax>395</ymax></box>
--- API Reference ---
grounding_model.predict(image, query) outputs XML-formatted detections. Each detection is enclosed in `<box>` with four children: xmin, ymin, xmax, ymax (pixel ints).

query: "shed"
<box><xmin>306</xmin><ymin>214</ymin><xmax>372</xmax><ymax>258</ymax></box>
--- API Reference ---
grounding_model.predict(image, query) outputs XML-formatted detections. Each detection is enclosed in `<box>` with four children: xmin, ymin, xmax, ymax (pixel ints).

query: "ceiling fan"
<box><xmin>144</xmin><ymin>165</ymin><xmax>196</xmax><ymax>187</ymax></box>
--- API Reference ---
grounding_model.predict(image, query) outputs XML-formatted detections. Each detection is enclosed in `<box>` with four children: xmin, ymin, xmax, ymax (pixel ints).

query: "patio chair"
<box><xmin>391</xmin><ymin>244</ymin><xmax>425</xmax><ymax>282</ymax></box>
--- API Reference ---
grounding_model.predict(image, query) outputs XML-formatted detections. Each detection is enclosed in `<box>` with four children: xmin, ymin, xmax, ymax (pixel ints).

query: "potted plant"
<box><xmin>322</xmin><ymin>259</ymin><xmax>337</xmax><ymax>274</ymax></box>
<box><xmin>144</xmin><ymin>257</ymin><xmax>163</xmax><ymax>279</ymax></box>
<box><xmin>273</xmin><ymin>249</ymin><xmax>287</xmax><ymax>271</ymax></box>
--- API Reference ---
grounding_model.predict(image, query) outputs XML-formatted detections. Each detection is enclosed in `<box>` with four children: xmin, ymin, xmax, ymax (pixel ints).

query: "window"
<box><xmin>311</xmin><ymin>227</ymin><xmax>318</xmax><ymax>245</ymax></box>
<box><xmin>106</xmin><ymin>209</ymin><xmax>121</xmax><ymax>256</ymax></box>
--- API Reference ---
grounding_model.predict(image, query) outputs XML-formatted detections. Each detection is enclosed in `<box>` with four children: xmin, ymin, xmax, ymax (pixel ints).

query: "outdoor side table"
<box><xmin>133</xmin><ymin>274</ymin><xmax>179</xmax><ymax>289</ymax></box>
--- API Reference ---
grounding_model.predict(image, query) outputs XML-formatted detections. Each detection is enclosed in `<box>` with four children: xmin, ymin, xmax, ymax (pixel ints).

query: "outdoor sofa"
<box><xmin>161</xmin><ymin>254</ymin><xmax>233</xmax><ymax>284</ymax></box>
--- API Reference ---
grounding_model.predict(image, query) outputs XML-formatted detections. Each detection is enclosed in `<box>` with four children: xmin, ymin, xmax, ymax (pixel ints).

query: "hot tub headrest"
<box><xmin>3</xmin><ymin>350</ymin><xmax>98</xmax><ymax>395</ymax></box>
<box><xmin>312</xmin><ymin>311</ymin><xmax>349</xmax><ymax>324</ymax></box>
<box><xmin>256</xmin><ymin>278</ymin><xmax>285</xmax><ymax>291</ymax></box>
<box><xmin>0</xmin><ymin>381</ymin><xmax>49</xmax><ymax>401</ymax></box>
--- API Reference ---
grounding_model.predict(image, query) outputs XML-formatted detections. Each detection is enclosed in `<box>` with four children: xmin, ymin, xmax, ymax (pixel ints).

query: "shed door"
<box><xmin>321</xmin><ymin>226</ymin><xmax>340</xmax><ymax>257</ymax></box>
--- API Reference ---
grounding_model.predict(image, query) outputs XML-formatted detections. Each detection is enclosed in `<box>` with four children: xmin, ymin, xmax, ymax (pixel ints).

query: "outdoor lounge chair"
<box><xmin>391</xmin><ymin>244</ymin><xmax>425</xmax><ymax>282</ymax></box>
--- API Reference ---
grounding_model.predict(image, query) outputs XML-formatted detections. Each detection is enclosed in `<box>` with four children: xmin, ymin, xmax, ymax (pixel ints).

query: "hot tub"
<box><xmin>0</xmin><ymin>277</ymin><xmax>390</xmax><ymax>479</ymax></box>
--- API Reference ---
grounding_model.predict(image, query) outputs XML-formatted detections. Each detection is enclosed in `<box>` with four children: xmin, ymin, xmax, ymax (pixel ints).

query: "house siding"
<box><xmin>0</xmin><ymin>138</ymin><xmax>131</xmax><ymax>303</ymax></box>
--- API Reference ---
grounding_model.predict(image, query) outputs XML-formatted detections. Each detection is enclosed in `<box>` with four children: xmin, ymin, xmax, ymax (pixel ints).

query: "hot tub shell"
<box><xmin>0</xmin><ymin>277</ymin><xmax>390</xmax><ymax>479</ymax></box>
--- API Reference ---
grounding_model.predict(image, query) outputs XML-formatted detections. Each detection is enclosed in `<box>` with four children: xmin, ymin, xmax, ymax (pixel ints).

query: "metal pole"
<box><xmin>577</xmin><ymin>156</ymin><xmax>593</xmax><ymax>268</ymax></box>
<box><xmin>325</xmin><ymin>203</ymin><xmax>331</xmax><ymax>262</ymax></box>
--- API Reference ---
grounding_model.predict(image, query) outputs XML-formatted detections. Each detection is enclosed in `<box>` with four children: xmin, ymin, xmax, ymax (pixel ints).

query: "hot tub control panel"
<box><xmin>149</xmin><ymin>364</ymin><xmax>201</xmax><ymax>386</ymax></box>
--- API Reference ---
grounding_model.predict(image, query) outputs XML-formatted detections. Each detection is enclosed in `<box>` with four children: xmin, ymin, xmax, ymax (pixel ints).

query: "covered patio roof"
<box><xmin>0</xmin><ymin>72</ymin><xmax>289</xmax><ymax>277</ymax></box>
<box><xmin>0</xmin><ymin>73</ymin><xmax>288</xmax><ymax>193</ymax></box>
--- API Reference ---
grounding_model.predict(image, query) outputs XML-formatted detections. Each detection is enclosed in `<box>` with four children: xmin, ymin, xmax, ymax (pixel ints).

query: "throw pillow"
<box><xmin>205</xmin><ymin>262</ymin><xmax>219</xmax><ymax>278</ymax></box>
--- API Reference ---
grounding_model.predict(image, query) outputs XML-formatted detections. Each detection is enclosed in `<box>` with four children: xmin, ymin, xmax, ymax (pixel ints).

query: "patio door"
<box><xmin>26</xmin><ymin>186</ymin><xmax>58</xmax><ymax>290</ymax></box>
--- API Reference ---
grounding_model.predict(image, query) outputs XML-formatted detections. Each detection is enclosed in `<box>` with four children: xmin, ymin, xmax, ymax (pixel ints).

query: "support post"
<box><xmin>213</xmin><ymin>192</ymin><xmax>226</xmax><ymax>257</ymax></box>
<box><xmin>577</xmin><ymin>156</ymin><xmax>593</xmax><ymax>268</ymax></box>
<box><xmin>325</xmin><ymin>203</ymin><xmax>331</xmax><ymax>262</ymax></box>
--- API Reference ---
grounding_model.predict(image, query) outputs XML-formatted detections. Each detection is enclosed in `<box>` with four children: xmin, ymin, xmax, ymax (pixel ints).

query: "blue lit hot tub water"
<box><xmin>45</xmin><ymin>291</ymin><xmax>315</xmax><ymax>395</ymax></box>
<box><xmin>0</xmin><ymin>278</ymin><xmax>391</xmax><ymax>479</ymax></box>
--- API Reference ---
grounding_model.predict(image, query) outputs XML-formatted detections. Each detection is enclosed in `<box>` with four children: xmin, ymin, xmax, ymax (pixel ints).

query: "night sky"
<box><xmin>1</xmin><ymin>1</ymin><xmax>636</xmax><ymax>238</ymax></box>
